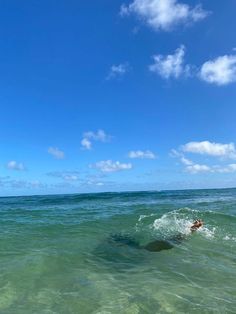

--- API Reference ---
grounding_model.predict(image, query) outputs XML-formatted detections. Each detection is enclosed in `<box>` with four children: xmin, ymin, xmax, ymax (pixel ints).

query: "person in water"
<box><xmin>144</xmin><ymin>219</ymin><xmax>204</xmax><ymax>252</ymax></box>
<box><xmin>190</xmin><ymin>219</ymin><xmax>203</xmax><ymax>232</ymax></box>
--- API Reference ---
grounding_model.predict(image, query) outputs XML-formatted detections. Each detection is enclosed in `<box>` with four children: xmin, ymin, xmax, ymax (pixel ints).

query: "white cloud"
<box><xmin>48</xmin><ymin>147</ymin><xmax>65</xmax><ymax>159</ymax></box>
<box><xmin>227</xmin><ymin>164</ymin><xmax>236</xmax><ymax>172</ymax></box>
<box><xmin>128</xmin><ymin>150</ymin><xmax>156</xmax><ymax>159</ymax></box>
<box><xmin>47</xmin><ymin>171</ymin><xmax>80</xmax><ymax>181</ymax></box>
<box><xmin>58</xmin><ymin>174</ymin><xmax>78</xmax><ymax>181</ymax></box>
<box><xmin>181</xmin><ymin>141</ymin><xmax>236</xmax><ymax>159</ymax></box>
<box><xmin>83</xmin><ymin>129</ymin><xmax>111</xmax><ymax>142</ymax></box>
<box><xmin>186</xmin><ymin>163</ymin><xmax>236</xmax><ymax>174</ymax></box>
<box><xmin>149</xmin><ymin>45</ymin><xmax>190</xmax><ymax>79</ymax></box>
<box><xmin>180</xmin><ymin>156</ymin><xmax>193</xmax><ymax>166</ymax></box>
<box><xmin>81</xmin><ymin>129</ymin><xmax>111</xmax><ymax>150</ymax></box>
<box><xmin>170</xmin><ymin>149</ymin><xmax>192</xmax><ymax>164</ymax></box>
<box><xmin>81</xmin><ymin>138</ymin><xmax>92</xmax><ymax>150</ymax></box>
<box><xmin>212</xmin><ymin>164</ymin><xmax>236</xmax><ymax>174</ymax></box>
<box><xmin>87</xmin><ymin>180</ymin><xmax>105</xmax><ymax>186</ymax></box>
<box><xmin>7</xmin><ymin>161</ymin><xmax>25</xmax><ymax>171</ymax></box>
<box><xmin>107</xmin><ymin>63</ymin><xmax>130</xmax><ymax>79</ymax></box>
<box><xmin>84</xmin><ymin>173</ymin><xmax>113</xmax><ymax>187</ymax></box>
<box><xmin>185</xmin><ymin>163</ymin><xmax>211</xmax><ymax>174</ymax></box>
<box><xmin>120</xmin><ymin>0</ymin><xmax>208</xmax><ymax>31</ymax></box>
<box><xmin>199</xmin><ymin>55</ymin><xmax>236</xmax><ymax>85</ymax></box>
<box><xmin>172</xmin><ymin>150</ymin><xmax>210</xmax><ymax>173</ymax></box>
<box><xmin>91</xmin><ymin>160</ymin><xmax>132</xmax><ymax>173</ymax></box>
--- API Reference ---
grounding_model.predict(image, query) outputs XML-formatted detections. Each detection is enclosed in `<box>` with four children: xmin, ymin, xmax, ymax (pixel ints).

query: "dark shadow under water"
<box><xmin>109</xmin><ymin>233</ymin><xmax>186</xmax><ymax>252</ymax></box>
<box><xmin>92</xmin><ymin>233</ymin><xmax>187</xmax><ymax>272</ymax></box>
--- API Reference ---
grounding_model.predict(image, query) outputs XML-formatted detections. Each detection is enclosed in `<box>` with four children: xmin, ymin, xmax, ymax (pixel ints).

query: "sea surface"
<box><xmin>0</xmin><ymin>188</ymin><xmax>236</xmax><ymax>314</ymax></box>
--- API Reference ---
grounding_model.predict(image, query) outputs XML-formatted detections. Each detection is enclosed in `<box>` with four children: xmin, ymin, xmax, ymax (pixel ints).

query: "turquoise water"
<box><xmin>0</xmin><ymin>189</ymin><xmax>236</xmax><ymax>313</ymax></box>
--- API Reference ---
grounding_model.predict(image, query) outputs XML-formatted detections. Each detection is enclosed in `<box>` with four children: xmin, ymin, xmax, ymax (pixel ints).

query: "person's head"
<box><xmin>190</xmin><ymin>219</ymin><xmax>203</xmax><ymax>231</ymax></box>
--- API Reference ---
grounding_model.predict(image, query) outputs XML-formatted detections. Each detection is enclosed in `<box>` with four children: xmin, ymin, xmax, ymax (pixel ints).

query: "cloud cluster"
<box><xmin>47</xmin><ymin>171</ymin><xmax>110</xmax><ymax>188</ymax></box>
<box><xmin>120</xmin><ymin>0</ymin><xmax>208</xmax><ymax>31</ymax></box>
<box><xmin>81</xmin><ymin>129</ymin><xmax>111</xmax><ymax>150</ymax></box>
<box><xmin>48</xmin><ymin>147</ymin><xmax>65</xmax><ymax>159</ymax></box>
<box><xmin>185</xmin><ymin>163</ymin><xmax>236</xmax><ymax>174</ymax></box>
<box><xmin>91</xmin><ymin>160</ymin><xmax>132</xmax><ymax>173</ymax></box>
<box><xmin>128</xmin><ymin>150</ymin><xmax>156</xmax><ymax>159</ymax></box>
<box><xmin>149</xmin><ymin>45</ymin><xmax>190</xmax><ymax>79</ymax></box>
<box><xmin>173</xmin><ymin>141</ymin><xmax>236</xmax><ymax>174</ymax></box>
<box><xmin>7</xmin><ymin>161</ymin><xmax>25</xmax><ymax>171</ymax></box>
<box><xmin>107</xmin><ymin>63</ymin><xmax>130</xmax><ymax>79</ymax></box>
<box><xmin>119</xmin><ymin>2</ymin><xmax>236</xmax><ymax>86</ymax></box>
<box><xmin>149</xmin><ymin>46</ymin><xmax>236</xmax><ymax>86</ymax></box>
<box><xmin>0</xmin><ymin>177</ymin><xmax>45</xmax><ymax>189</ymax></box>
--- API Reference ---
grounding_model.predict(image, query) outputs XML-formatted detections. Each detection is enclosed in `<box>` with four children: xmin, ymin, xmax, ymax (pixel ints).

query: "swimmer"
<box><xmin>190</xmin><ymin>219</ymin><xmax>203</xmax><ymax>232</ymax></box>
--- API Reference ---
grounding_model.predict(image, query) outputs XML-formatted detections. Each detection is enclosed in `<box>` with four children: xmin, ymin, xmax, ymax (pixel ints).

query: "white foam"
<box><xmin>152</xmin><ymin>213</ymin><xmax>192</xmax><ymax>239</ymax></box>
<box><xmin>198</xmin><ymin>226</ymin><xmax>215</xmax><ymax>239</ymax></box>
<box><xmin>150</xmin><ymin>208</ymin><xmax>215</xmax><ymax>240</ymax></box>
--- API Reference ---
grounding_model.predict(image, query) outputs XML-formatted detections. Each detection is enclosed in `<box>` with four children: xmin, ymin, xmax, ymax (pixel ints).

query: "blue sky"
<box><xmin>1</xmin><ymin>0</ymin><xmax>236</xmax><ymax>196</ymax></box>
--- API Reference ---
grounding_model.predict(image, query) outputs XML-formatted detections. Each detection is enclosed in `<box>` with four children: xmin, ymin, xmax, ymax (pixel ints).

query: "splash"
<box><xmin>138</xmin><ymin>213</ymin><xmax>155</xmax><ymax>222</ymax></box>
<box><xmin>198</xmin><ymin>226</ymin><xmax>216</xmax><ymax>239</ymax></box>
<box><xmin>152</xmin><ymin>215</ymin><xmax>192</xmax><ymax>239</ymax></box>
<box><xmin>150</xmin><ymin>208</ymin><xmax>215</xmax><ymax>240</ymax></box>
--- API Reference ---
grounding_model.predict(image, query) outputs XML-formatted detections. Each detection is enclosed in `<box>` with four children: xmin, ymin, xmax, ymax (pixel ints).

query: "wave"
<box><xmin>136</xmin><ymin>207</ymin><xmax>236</xmax><ymax>243</ymax></box>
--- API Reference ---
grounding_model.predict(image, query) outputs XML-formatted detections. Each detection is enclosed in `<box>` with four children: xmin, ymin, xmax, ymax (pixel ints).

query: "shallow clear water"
<box><xmin>0</xmin><ymin>189</ymin><xmax>236</xmax><ymax>313</ymax></box>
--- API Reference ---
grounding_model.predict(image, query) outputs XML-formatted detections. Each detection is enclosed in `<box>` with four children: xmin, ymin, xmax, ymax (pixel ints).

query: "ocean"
<box><xmin>0</xmin><ymin>188</ymin><xmax>236</xmax><ymax>313</ymax></box>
